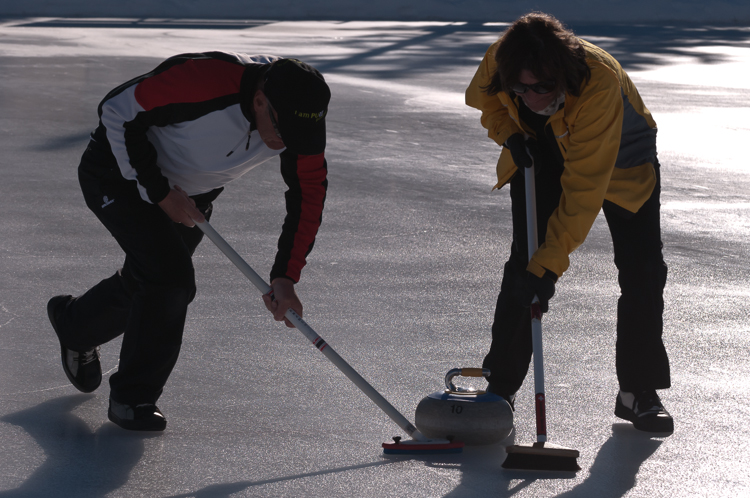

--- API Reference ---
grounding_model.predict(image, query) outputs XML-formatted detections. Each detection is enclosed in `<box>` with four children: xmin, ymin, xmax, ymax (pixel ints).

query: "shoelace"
<box><xmin>78</xmin><ymin>347</ymin><xmax>100</xmax><ymax>366</ymax></box>
<box><xmin>636</xmin><ymin>392</ymin><xmax>663</xmax><ymax>413</ymax></box>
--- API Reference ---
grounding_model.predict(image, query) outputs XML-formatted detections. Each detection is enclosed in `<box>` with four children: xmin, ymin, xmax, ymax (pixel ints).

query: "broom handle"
<box><xmin>195</xmin><ymin>220</ymin><xmax>428</xmax><ymax>442</ymax></box>
<box><xmin>524</xmin><ymin>160</ymin><xmax>548</xmax><ymax>444</ymax></box>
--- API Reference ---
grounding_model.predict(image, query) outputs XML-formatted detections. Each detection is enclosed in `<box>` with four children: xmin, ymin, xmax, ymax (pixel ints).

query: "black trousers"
<box><xmin>483</xmin><ymin>161</ymin><xmax>670</xmax><ymax>396</ymax></box>
<box><xmin>55</xmin><ymin>144</ymin><xmax>221</xmax><ymax>405</ymax></box>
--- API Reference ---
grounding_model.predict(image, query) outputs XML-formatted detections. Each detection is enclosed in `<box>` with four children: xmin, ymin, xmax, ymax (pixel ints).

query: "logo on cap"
<box><xmin>294</xmin><ymin>109</ymin><xmax>327</xmax><ymax>122</ymax></box>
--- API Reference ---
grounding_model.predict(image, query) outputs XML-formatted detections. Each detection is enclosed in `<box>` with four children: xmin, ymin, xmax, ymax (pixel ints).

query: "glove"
<box><xmin>504</xmin><ymin>133</ymin><xmax>539</xmax><ymax>170</ymax></box>
<box><xmin>521</xmin><ymin>270</ymin><xmax>557</xmax><ymax>313</ymax></box>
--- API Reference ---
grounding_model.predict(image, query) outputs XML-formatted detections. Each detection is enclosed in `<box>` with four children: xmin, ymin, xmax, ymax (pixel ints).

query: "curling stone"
<box><xmin>415</xmin><ymin>368</ymin><xmax>513</xmax><ymax>445</ymax></box>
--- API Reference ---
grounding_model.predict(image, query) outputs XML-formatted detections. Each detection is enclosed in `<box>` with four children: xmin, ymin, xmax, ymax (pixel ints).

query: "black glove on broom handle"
<box><xmin>523</xmin><ymin>153</ymin><xmax>548</xmax><ymax>444</ymax></box>
<box><xmin>194</xmin><ymin>219</ymin><xmax>428</xmax><ymax>442</ymax></box>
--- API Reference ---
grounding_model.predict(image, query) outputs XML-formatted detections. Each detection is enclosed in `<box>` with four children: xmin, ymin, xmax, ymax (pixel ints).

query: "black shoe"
<box><xmin>615</xmin><ymin>390</ymin><xmax>674</xmax><ymax>433</ymax></box>
<box><xmin>48</xmin><ymin>295</ymin><xmax>102</xmax><ymax>393</ymax></box>
<box><xmin>486</xmin><ymin>384</ymin><xmax>516</xmax><ymax>411</ymax></box>
<box><xmin>108</xmin><ymin>398</ymin><xmax>167</xmax><ymax>431</ymax></box>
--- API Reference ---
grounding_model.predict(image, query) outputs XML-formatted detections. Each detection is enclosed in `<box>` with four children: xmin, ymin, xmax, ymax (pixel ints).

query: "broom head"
<box><xmin>502</xmin><ymin>441</ymin><xmax>580</xmax><ymax>471</ymax></box>
<box><xmin>382</xmin><ymin>436</ymin><xmax>464</xmax><ymax>455</ymax></box>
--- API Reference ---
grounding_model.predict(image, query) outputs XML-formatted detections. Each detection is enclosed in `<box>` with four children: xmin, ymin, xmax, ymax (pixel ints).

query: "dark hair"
<box><xmin>484</xmin><ymin>12</ymin><xmax>591</xmax><ymax>97</ymax></box>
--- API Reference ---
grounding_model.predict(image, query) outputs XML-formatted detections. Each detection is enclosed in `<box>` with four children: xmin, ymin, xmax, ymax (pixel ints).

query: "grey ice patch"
<box><xmin>101</xmin><ymin>196</ymin><xmax>115</xmax><ymax>208</ymax></box>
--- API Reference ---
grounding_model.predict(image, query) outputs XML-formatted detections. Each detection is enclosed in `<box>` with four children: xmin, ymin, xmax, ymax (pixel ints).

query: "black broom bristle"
<box><xmin>502</xmin><ymin>452</ymin><xmax>580</xmax><ymax>472</ymax></box>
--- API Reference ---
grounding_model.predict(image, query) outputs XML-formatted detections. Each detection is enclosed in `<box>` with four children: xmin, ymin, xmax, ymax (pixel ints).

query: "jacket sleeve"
<box><xmin>98</xmin><ymin>55</ymin><xmax>246</xmax><ymax>203</ymax></box>
<box><xmin>271</xmin><ymin>151</ymin><xmax>328</xmax><ymax>283</ymax></box>
<box><xmin>529</xmin><ymin>64</ymin><xmax>624</xmax><ymax>278</ymax></box>
<box><xmin>465</xmin><ymin>43</ymin><xmax>522</xmax><ymax>148</ymax></box>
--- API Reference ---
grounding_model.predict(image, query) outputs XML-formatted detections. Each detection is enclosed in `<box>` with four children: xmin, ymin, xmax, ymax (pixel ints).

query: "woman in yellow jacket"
<box><xmin>466</xmin><ymin>12</ymin><xmax>673</xmax><ymax>433</ymax></box>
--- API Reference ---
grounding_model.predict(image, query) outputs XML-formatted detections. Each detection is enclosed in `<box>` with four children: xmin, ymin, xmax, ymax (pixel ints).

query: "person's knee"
<box><xmin>163</xmin><ymin>274</ymin><xmax>197</xmax><ymax>305</ymax></box>
<box><xmin>129</xmin><ymin>253</ymin><xmax>197</xmax><ymax>304</ymax></box>
<box><xmin>618</xmin><ymin>261</ymin><xmax>667</xmax><ymax>294</ymax></box>
<box><xmin>136</xmin><ymin>265</ymin><xmax>197</xmax><ymax>306</ymax></box>
<box><xmin>499</xmin><ymin>256</ymin><xmax>530</xmax><ymax>305</ymax></box>
<box><xmin>137</xmin><ymin>279</ymin><xmax>196</xmax><ymax>327</ymax></box>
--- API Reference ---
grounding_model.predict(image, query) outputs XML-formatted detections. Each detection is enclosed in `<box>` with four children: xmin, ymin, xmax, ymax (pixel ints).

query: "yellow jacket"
<box><xmin>466</xmin><ymin>39</ymin><xmax>658</xmax><ymax>279</ymax></box>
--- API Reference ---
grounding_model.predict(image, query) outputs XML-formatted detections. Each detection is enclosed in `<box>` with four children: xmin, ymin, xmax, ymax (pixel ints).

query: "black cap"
<box><xmin>264</xmin><ymin>58</ymin><xmax>330</xmax><ymax>155</ymax></box>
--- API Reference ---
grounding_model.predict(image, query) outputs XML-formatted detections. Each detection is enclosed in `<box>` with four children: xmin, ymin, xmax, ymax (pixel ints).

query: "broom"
<box><xmin>195</xmin><ymin>220</ymin><xmax>463</xmax><ymax>455</ymax></box>
<box><xmin>501</xmin><ymin>153</ymin><xmax>580</xmax><ymax>471</ymax></box>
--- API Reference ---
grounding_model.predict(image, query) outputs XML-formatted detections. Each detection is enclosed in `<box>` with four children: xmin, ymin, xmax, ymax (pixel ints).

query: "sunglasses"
<box><xmin>511</xmin><ymin>80</ymin><xmax>556</xmax><ymax>95</ymax></box>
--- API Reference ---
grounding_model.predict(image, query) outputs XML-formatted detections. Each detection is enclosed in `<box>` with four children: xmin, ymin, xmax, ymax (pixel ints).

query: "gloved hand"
<box><xmin>521</xmin><ymin>270</ymin><xmax>557</xmax><ymax>313</ymax></box>
<box><xmin>504</xmin><ymin>133</ymin><xmax>539</xmax><ymax>170</ymax></box>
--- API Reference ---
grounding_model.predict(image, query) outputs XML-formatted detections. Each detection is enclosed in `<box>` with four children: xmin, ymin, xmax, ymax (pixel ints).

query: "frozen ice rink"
<box><xmin>1</xmin><ymin>18</ymin><xmax>749</xmax><ymax>497</ymax></box>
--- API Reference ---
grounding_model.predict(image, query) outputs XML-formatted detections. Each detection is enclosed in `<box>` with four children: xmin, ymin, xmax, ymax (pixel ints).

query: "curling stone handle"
<box><xmin>444</xmin><ymin>367</ymin><xmax>491</xmax><ymax>392</ymax></box>
<box><xmin>458</xmin><ymin>368</ymin><xmax>487</xmax><ymax>377</ymax></box>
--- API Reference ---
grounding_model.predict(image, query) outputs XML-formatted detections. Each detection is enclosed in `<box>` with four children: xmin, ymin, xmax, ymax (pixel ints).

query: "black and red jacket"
<box><xmin>90</xmin><ymin>51</ymin><xmax>327</xmax><ymax>282</ymax></box>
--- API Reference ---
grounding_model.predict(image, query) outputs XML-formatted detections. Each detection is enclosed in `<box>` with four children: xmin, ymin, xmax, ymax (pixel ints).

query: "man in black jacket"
<box><xmin>47</xmin><ymin>53</ymin><xmax>331</xmax><ymax>431</ymax></box>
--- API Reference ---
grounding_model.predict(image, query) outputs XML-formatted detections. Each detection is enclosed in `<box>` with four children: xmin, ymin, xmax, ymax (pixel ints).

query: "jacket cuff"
<box><xmin>527</xmin><ymin>259</ymin><xmax>547</xmax><ymax>279</ymax></box>
<box><xmin>147</xmin><ymin>177</ymin><xmax>171</xmax><ymax>204</ymax></box>
<box><xmin>527</xmin><ymin>259</ymin><xmax>559</xmax><ymax>282</ymax></box>
<box><xmin>269</xmin><ymin>271</ymin><xmax>298</xmax><ymax>285</ymax></box>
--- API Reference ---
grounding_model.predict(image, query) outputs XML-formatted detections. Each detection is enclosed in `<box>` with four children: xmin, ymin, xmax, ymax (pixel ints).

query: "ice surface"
<box><xmin>0</xmin><ymin>16</ymin><xmax>749</xmax><ymax>498</ymax></box>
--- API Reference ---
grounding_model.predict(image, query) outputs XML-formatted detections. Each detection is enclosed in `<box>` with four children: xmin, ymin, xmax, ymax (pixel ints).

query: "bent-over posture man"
<box><xmin>48</xmin><ymin>53</ymin><xmax>330</xmax><ymax>431</ymax></box>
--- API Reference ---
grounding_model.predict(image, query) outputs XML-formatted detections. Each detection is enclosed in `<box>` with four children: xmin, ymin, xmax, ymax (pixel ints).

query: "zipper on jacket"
<box><xmin>227</xmin><ymin>127</ymin><xmax>252</xmax><ymax>157</ymax></box>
